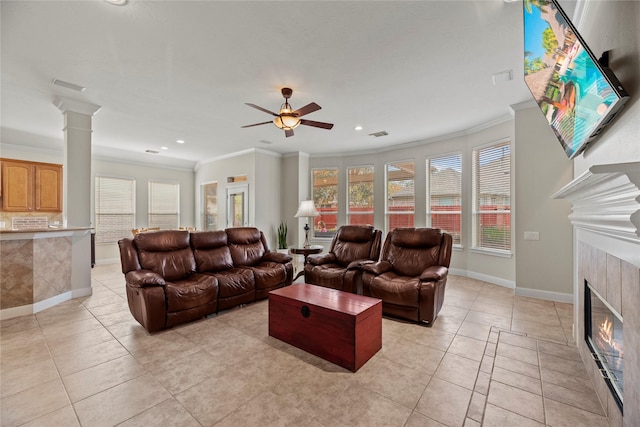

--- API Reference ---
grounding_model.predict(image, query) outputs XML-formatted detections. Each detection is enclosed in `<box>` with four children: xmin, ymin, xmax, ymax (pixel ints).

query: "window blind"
<box><xmin>347</xmin><ymin>166</ymin><xmax>374</xmax><ymax>226</ymax></box>
<box><xmin>95</xmin><ymin>176</ymin><xmax>135</xmax><ymax>244</ymax></box>
<box><xmin>148</xmin><ymin>181</ymin><xmax>179</xmax><ymax>230</ymax></box>
<box><xmin>472</xmin><ymin>141</ymin><xmax>511</xmax><ymax>251</ymax></box>
<box><xmin>312</xmin><ymin>168</ymin><xmax>338</xmax><ymax>237</ymax></box>
<box><xmin>386</xmin><ymin>160</ymin><xmax>415</xmax><ymax>231</ymax></box>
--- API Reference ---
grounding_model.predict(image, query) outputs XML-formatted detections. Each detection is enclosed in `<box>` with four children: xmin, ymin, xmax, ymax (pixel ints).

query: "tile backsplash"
<box><xmin>11</xmin><ymin>216</ymin><xmax>49</xmax><ymax>230</ymax></box>
<box><xmin>0</xmin><ymin>212</ymin><xmax>62</xmax><ymax>230</ymax></box>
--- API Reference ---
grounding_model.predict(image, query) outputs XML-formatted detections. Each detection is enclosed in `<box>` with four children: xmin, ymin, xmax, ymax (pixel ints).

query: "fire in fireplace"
<box><xmin>584</xmin><ymin>281</ymin><xmax>623</xmax><ymax>412</ymax></box>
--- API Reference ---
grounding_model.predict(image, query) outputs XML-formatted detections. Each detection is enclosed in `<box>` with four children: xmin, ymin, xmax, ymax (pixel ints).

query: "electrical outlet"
<box><xmin>524</xmin><ymin>231</ymin><xmax>539</xmax><ymax>241</ymax></box>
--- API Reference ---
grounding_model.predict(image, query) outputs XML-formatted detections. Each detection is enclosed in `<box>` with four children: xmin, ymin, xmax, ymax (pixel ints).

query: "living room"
<box><xmin>1</xmin><ymin>1</ymin><xmax>639</xmax><ymax>426</ymax></box>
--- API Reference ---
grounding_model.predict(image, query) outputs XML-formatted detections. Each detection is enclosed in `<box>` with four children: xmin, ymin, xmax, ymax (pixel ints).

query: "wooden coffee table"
<box><xmin>268</xmin><ymin>284</ymin><xmax>382</xmax><ymax>372</ymax></box>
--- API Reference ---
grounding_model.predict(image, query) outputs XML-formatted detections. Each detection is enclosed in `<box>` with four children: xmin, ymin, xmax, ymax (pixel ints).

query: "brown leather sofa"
<box><xmin>119</xmin><ymin>228</ymin><xmax>293</xmax><ymax>332</ymax></box>
<box><xmin>304</xmin><ymin>225</ymin><xmax>382</xmax><ymax>293</ymax></box>
<box><xmin>362</xmin><ymin>227</ymin><xmax>452</xmax><ymax>325</ymax></box>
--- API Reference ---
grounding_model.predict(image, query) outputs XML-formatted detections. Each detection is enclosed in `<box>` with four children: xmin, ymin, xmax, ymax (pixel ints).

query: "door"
<box><xmin>226</xmin><ymin>184</ymin><xmax>248</xmax><ymax>228</ymax></box>
<box><xmin>202</xmin><ymin>181</ymin><xmax>218</xmax><ymax>230</ymax></box>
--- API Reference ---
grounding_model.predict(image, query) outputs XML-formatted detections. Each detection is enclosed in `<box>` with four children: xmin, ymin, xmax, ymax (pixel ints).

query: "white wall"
<box><xmin>513</xmin><ymin>103</ymin><xmax>574</xmax><ymax>299</ymax></box>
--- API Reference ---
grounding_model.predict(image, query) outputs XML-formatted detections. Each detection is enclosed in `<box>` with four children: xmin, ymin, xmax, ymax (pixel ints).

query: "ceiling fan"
<box><xmin>242</xmin><ymin>87</ymin><xmax>334</xmax><ymax>137</ymax></box>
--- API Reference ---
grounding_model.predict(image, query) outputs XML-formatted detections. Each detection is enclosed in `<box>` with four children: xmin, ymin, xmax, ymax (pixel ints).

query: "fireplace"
<box><xmin>584</xmin><ymin>280</ymin><xmax>623</xmax><ymax>412</ymax></box>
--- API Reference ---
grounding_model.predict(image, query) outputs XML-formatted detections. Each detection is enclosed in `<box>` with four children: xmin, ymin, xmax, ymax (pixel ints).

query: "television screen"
<box><xmin>523</xmin><ymin>0</ymin><xmax>628</xmax><ymax>159</ymax></box>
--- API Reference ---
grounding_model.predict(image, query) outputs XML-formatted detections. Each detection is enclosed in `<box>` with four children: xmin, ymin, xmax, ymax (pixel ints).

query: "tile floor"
<box><xmin>0</xmin><ymin>263</ymin><xmax>610</xmax><ymax>426</ymax></box>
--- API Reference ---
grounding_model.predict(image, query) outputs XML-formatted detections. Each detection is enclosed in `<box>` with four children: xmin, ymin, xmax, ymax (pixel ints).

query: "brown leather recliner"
<box><xmin>304</xmin><ymin>225</ymin><xmax>382</xmax><ymax>293</ymax></box>
<box><xmin>362</xmin><ymin>228</ymin><xmax>452</xmax><ymax>325</ymax></box>
<box><xmin>119</xmin><ymin>230</ymin><xmax>218</xmax><ymax>332</ymax></box>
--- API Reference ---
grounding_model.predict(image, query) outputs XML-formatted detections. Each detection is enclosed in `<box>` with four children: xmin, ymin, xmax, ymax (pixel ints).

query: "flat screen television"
<box><xmin>523</xmin><ymin>0</ymin><xmax>629</xmax><ymax>159</ymax></box>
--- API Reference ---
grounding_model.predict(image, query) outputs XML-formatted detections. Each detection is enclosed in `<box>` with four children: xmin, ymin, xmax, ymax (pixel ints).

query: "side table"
<box><xmin>289</xmin><ymin>245</ymin><xmax>323</xmax><ymax>281</ymax></box>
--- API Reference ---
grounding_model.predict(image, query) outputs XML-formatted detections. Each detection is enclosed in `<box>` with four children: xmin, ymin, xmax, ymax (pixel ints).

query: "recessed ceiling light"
<box><xmin>176</xmin><ymin>140</ymin><xmax>185</xmax><ymax>144</ymax></box>
<box><xmin>51</xmin><ymin>78</ymin><xmax>86</xmax><ymax>92</ymax></box>
<box><xmin>161</xmin><ymin>146</ymin><xmax>169</xmax><ymax>150</ymax></box>
<box><xmin>492</xmin><ymin>70</ymin><xmax>513</xmax><ymax>85</ymax></box>
<box><xmin>146</xmin><ymin>149</ymin><xmax>159</xmax><ymax>154</ymax></box>
<box><xmin>369</xmin><ymin>131</ymin><xmax>389</xmax><ymax>137</ymax></box>
<box><xmin>354</xmin><ymin>126</ymin><xmax>363</xmax><ymax>131</ymax></box>
<box><xmin>104</xmin><ymin>0</ymin><xmax>127</xmax><ymax>5</ymax></box>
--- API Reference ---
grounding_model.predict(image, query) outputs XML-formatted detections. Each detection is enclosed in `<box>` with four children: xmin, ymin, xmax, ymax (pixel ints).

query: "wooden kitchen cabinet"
<box><xmin>1</xmin><ymin>159</ymin><xmax>63</xmax><ymax>212</ymax></box>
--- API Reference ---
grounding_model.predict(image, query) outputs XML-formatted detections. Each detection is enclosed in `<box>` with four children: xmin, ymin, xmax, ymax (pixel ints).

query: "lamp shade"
<box><xmin>294</xmin><ymin>200</ymin><xmax>320</xmax><ymax>218</ymax></box>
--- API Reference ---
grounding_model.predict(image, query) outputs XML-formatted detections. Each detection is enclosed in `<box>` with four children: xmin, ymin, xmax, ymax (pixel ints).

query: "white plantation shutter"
<box><xmin>472</xmin><ymin>141</ymin><xmax>511</xmax><ymax>251</ymax></box>
<box><xmin>95</xmin><ymin>176</ymin><xmax>135</xmax><ymax>244</ymax></box>
<box><xmin>427</xmin><ymin>153</ymin><xmax>462</xmax><ymax>245</ymax></box>
<box><xmin>385</xmin><ymin>160</ymin><xmax>415</xmax><ymax>231</ymax></box>
<box><xmin>148</xmin><ymin>181</ymin><xmax>179</xmax><ymax>229</ymax></box>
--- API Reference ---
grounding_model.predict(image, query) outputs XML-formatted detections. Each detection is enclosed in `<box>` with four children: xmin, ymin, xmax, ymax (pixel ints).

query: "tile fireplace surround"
<box><xmin>554</xmin><ymin>162</ymin><xmax>640</xmax><ymax>427</ymax></box>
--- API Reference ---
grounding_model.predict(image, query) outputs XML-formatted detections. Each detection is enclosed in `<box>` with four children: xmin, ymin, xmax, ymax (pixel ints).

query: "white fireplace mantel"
<box><xmin>552</xmin><ymin>162</ymin><xmax>640</xmax><ymax>245</ymax></box>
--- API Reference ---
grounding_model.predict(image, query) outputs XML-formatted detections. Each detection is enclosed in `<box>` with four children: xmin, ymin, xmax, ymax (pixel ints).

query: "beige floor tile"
<box><xmin>382</xmin><ymin>337</ymin><xmax>445</xmax><ymax>375</ymax></box>
<box><xmin>493</xmin><ymin>355</ymin><xmax>540</xmax><ymax>379</ymax></box>
<box><xmin>538</xmin><ymin>351</ymin><xmax>590</xmax><ymax>378</ymax></box>
<box><xmin>355</xmin><ymin>354</ymin><xmax>430</xmax><ymax>409</ymax></box>
<box><xmin>0</xmin><ymin>357</ymin><xmax>59</xmax><ymax>398</ymax></box>
<box><xmin>438</xmin><ymin>304</ymin><xmax>470</xmax><ymax>319</ymax></box>
<box><xmin>39</xmin><ymin>316</ymin><xmax>104</xmax><ymax>340</ymax></box>
<box><xmin>466</xmin><ymin>391</ymin><xmax>486</xmax><ymax>422</ymax></box>
<box><xmin>216</xmin><ymin>390</ymin><xmax>310</xmax><ymax>427</ymax></box>
<box><xmin>544</xmin><ymin>398</ymin><xmax>610</xmax><ymax>427</ymax></box>
<box><xmin>512</xmin><ymin>307</ymin><xmax>562</xmax><ymax>326</ymax></box>
<box><xmin>0</xmin><ymin>338</ymin><xmax>52</xmax><ymax>370</ymax></box>
<box><xmin>457</xmin><ymin>320</ymin><xmax>492</xmax><ymax>342</ymax></box>
<box><xmin>496</xmin><ymin>341</ymin><xmax>539</xmax><ymax>365</ymax></box>
<box><xmin>416</xmin><ymin>378</ymin><xmax>472</xmax><ymax>427</ymax></box>
<box><xmin>85</xmin><ymin>300</ymin><xmax>129</xmax><ymax>317</ymax></box>
<box><xmin>402</xmin><ymin>323</ymin><xmax>456</xmax><ymax>352</ymax></box>
<box><xmin>19</xmin><ymin>405</ymin><xmax>80</xmax><ymax>427</ymax></box>
<box><xmin>540</xmin><ymin>364</ymin><xmax>594</xmax><ymax>393</ymax></box>
<box><xmin>434</xmin><ymin>352</ymin><xmax>480</xmax><ymax>390</ymax></box>
<box><xmin>543</xmin><ymin>381</ymin><xmax>605</xmax><ymax>415</ymax></box>
<box><xmin>487</xmin><ymin>381</ymin><xmax>544</xmax><ymax>423</ymax></box>
<box><xmin>117</xmin><ymin>398</ymin><xmax>206</xmax><ymax>427</ymax></box>
<box><xmin>73</xmin><ymin>374</ymin><xmax>171</xmax><ymax>427</ymax></box>
<box><xmin>490</xmin><ymin>366</ymin><xmax>542</xmax><ymax>395</ymax></box>
<box><xmin>53</xmin><ymin>338</ymin><xmax>129</xmax><ymax>376</ymax></box>
<box><xmin>0</xmin><ymin>378</ymin><xmax>70</xmax><ymax>427</ymax></box>
<box><xmin>474</xmin><ymin>371</ymin><xmax>491</xmax><ymax>396</ymax></box>
<box><xmin>404</xmin><ymin>411</ymin><xmax>447</xmax><ymax>427</ymax></box>
<box><xmin>511</xmin><ymin>318</ymin><xmax>567</xmax><ymax>343</ymax></box>
<box><xmin>469</xmin><ymin>301</ymin><xmax>513</xmax><ymax>318</ymax></box>
<box><xmin>319</xmin><ymin>382</ymin><xmax>412</xmax><ymax>427</ymax></box>
<box><xmin>465</xmin><ymin>310</ymin><xmax>511</xmax><ymax>329</ymax></box>
<box><xmin>104</xmin><ymin>318</ymin><xmax>149</xmax><ymax>339</ymax></box>
<box><xmin>431</xmin><ymin>314</ymin><xmax>465</xmax><ymax>334</ymax></box>
<box><xmin>0</xmin><ymin>314</ymin><xmax>40</xmax><ymax>335</ymax></box>
<box><xmin>62</xmin><ymin>354</ymin><xmax>146</xmax><ymax>402</ymax></box>
<box><xmin>537</xmin><ymin>339</ymin><xmax>581</xmax><ymax>360</ymax></box>
<box><xmin>175</xmin><ymin>370</ymin><xmax>264</xmax><ymax>426</ymax></box>
<box><xmin>497</xmin><ymin>331</ymin><xmax>537</xmax><ymax>350</ymax></box>
<box><xmin>46</xmin><ymin>326</ymin><xmax>115</xmax><ymax>356</ymax></box>
<box><xmin>482</xmin><ymin>403</ymin><xmax>544</xmax><ymax>427</ymax></box>
<box><xmin>448</xmin><ymin>335</ymin><xmax>486</xmax><ymax>362</ymax></box>
<box><xmin>480</xmin><ymin>355</ymin><xmax>494</xmax><ymax>373</ymax></box>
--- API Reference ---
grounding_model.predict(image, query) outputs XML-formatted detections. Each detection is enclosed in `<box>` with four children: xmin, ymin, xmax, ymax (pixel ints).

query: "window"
<box><xmin>427</xmin><ymin>153</ymin><xmax>462</xmax><ymax>245</ymax></box>
<box><xmin>347</xmin><ymin>166</ymin><xmax>374</xmax><ymax>226</ymax></box>
<box><xmin>202</xmin><ymin>182</ymin><xmax>218</xmax><ymax>230</ymax></box>
<box><xmin>312</xmin><ymin>168</ymin><xmax>338</xmax><ymax>237</ymax></box>
<box><xmin>95</xmin><ymin>176</ymin><xmax>135</xmax><ymax>244</ymax></box>
<box><xmin>385</xmin><ymin>160</ymin><xmax>414</xmax><ymax>231</ymax></box>
<box><xmin>472</xmin><ymin>140</ymin><xmax>511</xmax><ymax>252</ymax></box>
<box><xmin>148</xmin><ymin>181</ymin><xmax>180</xmax><ymax>229</ymax></box>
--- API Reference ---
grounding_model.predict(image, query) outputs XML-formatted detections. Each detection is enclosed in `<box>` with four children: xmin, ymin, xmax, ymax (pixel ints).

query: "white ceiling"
<box><xmin>1</xmin><ymin>0</ymin><xmax>560</xmax><ymax>170</ymax></box>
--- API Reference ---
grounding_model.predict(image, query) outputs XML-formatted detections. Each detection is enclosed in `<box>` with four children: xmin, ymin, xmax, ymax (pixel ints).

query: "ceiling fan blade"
<box><xmin>285</xmin><ymin>128</ymin><xmax>294</xmax><ymax>138</ymax></box>
<box><xmin>293</xmin><ymin>102</ymin><xmax>321</xmax><ymax>118</ymax></box>
<box><xmin>241</xmin><ymin>121</ymin><xmax>272</xmax><ymax>128</ymax></box>
<box><xmin>245</xmin><ymin>103</ymin><xmax>278</xmax><ymax>116</ymax></box>
<box><xmin>300</xmin><ymin>119</ymin><xmax>334</xmax><ymax>130</ymax></box>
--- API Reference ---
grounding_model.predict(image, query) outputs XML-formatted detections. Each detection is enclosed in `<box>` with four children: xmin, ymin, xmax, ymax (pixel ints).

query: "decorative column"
<box><xmin>53</xmin><ymin>97</ymin><xmax>101</xmax><ymax>227</ymax></box>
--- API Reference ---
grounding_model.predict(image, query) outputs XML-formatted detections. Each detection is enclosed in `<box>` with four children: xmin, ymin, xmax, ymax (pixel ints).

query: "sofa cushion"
<box><xmin>190</xmin><ymin>231</ymin><xmax>234</xmax><ymax>272</ymax></box>
<box><xmin>165</xmin><ymin>273</ymin><xmax>218</xmax><ymax>312</ymax></box>
<box><xmin>386</xmin><ymin>228</ymin><xmax>443</xmax><ymax>277</ymax></box>
<box><xmin>245</xmin><ymin>262</ymin><xmax>287</xmax><ymax>290</ymax></box>
<box><xmin>209</xmin><ymin>267</ymin><xmax>255</xmax><ymax>299</ymax></box>
<box><xmin>367</xmin><ymin>272</ymin><xmax>420</xmax><ymax>308</ymax></box>
<box><xmin>135</xmin><ymin>230</ymin><xmax>196</xmax><ymax>281</ymax></box>
<box><xmin>226</xmin><ymin>227</ymin><xmax>266</xmax><ymax>266</ymax></box>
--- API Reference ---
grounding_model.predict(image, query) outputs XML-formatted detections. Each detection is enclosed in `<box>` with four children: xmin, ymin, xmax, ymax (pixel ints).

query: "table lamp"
<box><xmin>294</xmin><ymin>199</ymin><xmax>320</xmax><ymax>248</ymax></box>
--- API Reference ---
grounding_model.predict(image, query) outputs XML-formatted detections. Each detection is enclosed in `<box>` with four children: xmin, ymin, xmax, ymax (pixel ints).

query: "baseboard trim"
<box><xmin>95</xmin><ymin>258</ymin><xmax>120</xmax><ymax>265</ymax></box>
<box><xmin>515</xmin><ymin>287</ymin><xmax>573</xmax><ymax>303</ymax></box>
<box><xmin>451</xmin><ymin>268</ymin><xmax>515</xmax><ymax>289</ymax></box>
<box><xmin>1</xmin><ymin>291</ymin><xmax>73</xmax><ymax>320</ymax></box>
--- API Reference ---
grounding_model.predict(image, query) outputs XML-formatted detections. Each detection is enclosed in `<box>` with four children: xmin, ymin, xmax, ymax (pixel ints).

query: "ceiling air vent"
<box><xmin>369</xmin><ymin>131</ymin><xmax>388</xmax><ymax>137</ymax></box>
<box><xmin>145</xmin><ymin>149</ymin><xmax>159</xmax><ymax>154</ymax></box>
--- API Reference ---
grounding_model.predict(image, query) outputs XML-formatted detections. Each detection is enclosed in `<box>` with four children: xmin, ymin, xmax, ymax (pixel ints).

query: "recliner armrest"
<box><xmin>419</xmin><ymin>265</ymin><xmax>448</xmax><ymax>282</ymax></box>
<box><xmin>308</xmin><ymin>253</ymin><xmax>336</xmax><ymax>266</ymax></box>
<box><xmin>125</xmin><ymin>270</ymin><xmax>166</xmax><ymax>288</ymax></box>
<box><xmin>263</xmin><ymin>251</ymin><xmax>292</xmax><ymax>263</ymax></box>
<box><xmin>346</xmin><ymin>259</ymin><xmax>374</xmax><ymax>270</ymax></box>
<box><xmin>362</xmin><ymin>261</ymin><xmax>393</xmax><ymax>275</ymax></box>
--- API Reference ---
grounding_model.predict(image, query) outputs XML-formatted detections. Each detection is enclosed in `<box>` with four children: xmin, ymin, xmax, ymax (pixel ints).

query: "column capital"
<box><xmin>53</xmin><ymin>96</ymin><xmax>102</xmax><ymax>116</ymax></box>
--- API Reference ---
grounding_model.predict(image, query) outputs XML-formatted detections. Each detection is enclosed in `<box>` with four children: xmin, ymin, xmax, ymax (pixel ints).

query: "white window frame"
<box><xmin>346</xmin><ymin>165</ymin><xmax>374</xmax><ymax>226</ymax></box>
<box><xmin>95</xmin><ymin>175</ymin><xmax>136</xmax><ymax>244</ymax></box>
<box><xmin>148</xmin><ymin>180</ymin><xmax>180</xmax><ymax>230</ymax></box>
<box><xmin>384</xmin><ymin>159</ymin><xmax>415</xmax><ymax>233</ymax></box>
<box><xmin>427</xmin><ymin>152</ymin><xmax>463</xmax><ymax>248</ymax></box>
<box><xmin>201</xmin><ymin>181</ymin><xmax>218</xmax><ymax>230</ymax></box>
<box><xmin>471</xmin><ymin>139</ymin><xmax>512</xmax><ymax>256</ymax></box>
